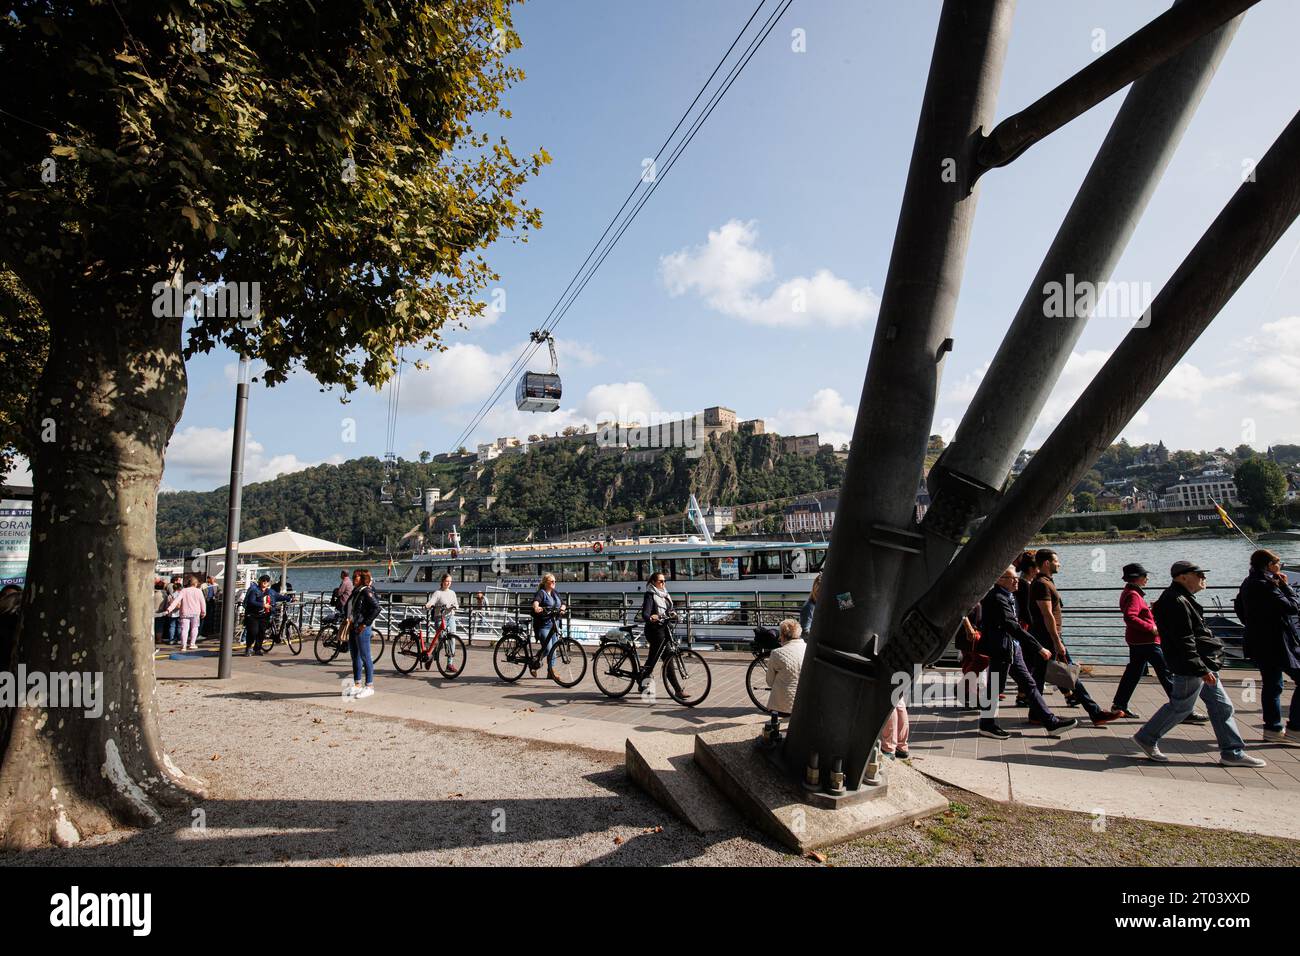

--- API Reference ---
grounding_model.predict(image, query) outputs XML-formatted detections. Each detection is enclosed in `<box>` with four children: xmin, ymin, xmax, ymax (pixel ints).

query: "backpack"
<box><xmin>1233</xmin><ymin>579</ymin><xmax>1249</xmax><ymax>626</ymax></box>
<box><xmin>330</xmin><ymin>586</ymin><xmax>343</xmax><ymax>610</ymax></box>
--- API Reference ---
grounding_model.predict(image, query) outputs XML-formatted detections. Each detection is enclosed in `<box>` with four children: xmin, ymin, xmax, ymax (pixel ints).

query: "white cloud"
<box><xmin>555</xmin><ymin>337</ymin><xmax>602</xmax><ymax>368</ymax></box>
<box><xmin>579</xmin><ymin>382</ymin><xmax>660</xmax><ymax>422</ymax></box>
<box><xmin>933</xmin><ymin>316</ymin><xmax>1300</xmax><ymax>453</ymax></box>
<box><xmin>660</xmin><ymin>220</ymin><xmax>878</xmax><ymax>328</ymax></box>
<box><xmin>767</xmin><ymin>388</ymin><xmax>857</xmax><ymax>448</ymax></box>
<box><xmin>164</xmin><ymin>427</ymin><xmax>343</xmax><ymax>489</ymax></box>
<box><xmin>396</xmin><ymin>343</ymin><xmax>516</xmax><ymax>412</ymax></box>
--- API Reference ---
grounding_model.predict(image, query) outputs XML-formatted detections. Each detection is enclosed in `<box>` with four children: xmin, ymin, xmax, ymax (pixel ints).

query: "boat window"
<box><xmin>551</xmin><ymin>562</ymin><xmax>585</xmax><ymax>583</ymax></box>
<box><xmin>806</xmin><ymin>549</ymin><xmax>827</xmax><ymax>572</ymax></box>
<box><xmin>747</xmin><ymin>551</ymin><xmax>782</xmax><ymax>575</ymax></box>
<box><xmin>417</xmin><ymin>566</ymin><xmax>434</xmax><ymax>583</ymax></box>
<box><xmin>676</xmin><ymin>558</ymin><xmax>704</xmax><ymax>581</ymax></box>
<box><xmin>787</xmin><ymin>549</ymin><xmax>808</xmax><ymax>574</ymax></box>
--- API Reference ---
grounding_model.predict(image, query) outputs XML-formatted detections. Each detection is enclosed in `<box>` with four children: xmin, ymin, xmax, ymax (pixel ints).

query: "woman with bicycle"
<box><xmin>530</xmin><ymin>572</ymin><xmax>567</xmax><ymax>677</ymax></box>
<box><xmin>424</xmin><ymin>572</ymin><xmax>459</xmax><ymax>633</ymax></box>
<box><xmin>423</xmin><ymin>571</ymin><xmax>461</xmax><ymax>670</ymax></box>
<box><xmin>345</xmin><ymin>569</ymin><xmax>381</xmax><ymax>700</ymax></box>
<box><xmin>639</xmin><ymin>570</ymin><xmax>677</xmax><ymax>695</ymax></box>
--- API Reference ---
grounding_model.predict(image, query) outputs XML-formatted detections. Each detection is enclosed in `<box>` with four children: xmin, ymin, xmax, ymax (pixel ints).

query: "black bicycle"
<box><xmin>313</xmin><ymin>609</ymin><xmax>387</xmax><ymax>666</ymax></box>
<box><xmin>745</xmin><ymin>626</ymin><xmax>780</xmax><ymax>711</ymax></box>
<box><xmin>492</xmin><ymin>610</ymin><xmax>587</xmax><ymax>687</ymax></box>
<box><xmin>591</xmin><ymin>614</ymin><xmax>711</xmax><ymax>707</ymax></box>
<box><xmin>259</xmin><ymin>602</ymin><xmax>303</xmax><ymax>656</ymax></box>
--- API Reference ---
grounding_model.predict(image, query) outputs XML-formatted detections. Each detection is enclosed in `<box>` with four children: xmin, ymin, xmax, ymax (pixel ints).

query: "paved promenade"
<box><xmin>161</xmin><ymin>642</ymin><xmax>1298</xmax><ymax>789</ymax></box>
<box><xmin>155</xmin><ymin>640</ymin><xmax>1300</xmax><ymax>838</ymax></box>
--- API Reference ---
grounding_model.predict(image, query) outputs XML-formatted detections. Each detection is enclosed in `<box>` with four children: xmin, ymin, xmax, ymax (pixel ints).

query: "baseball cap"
<box><xmin>1170</xmin><ymin>560</ymin><xmax>1209</xmax><ymax>578</ymax></box>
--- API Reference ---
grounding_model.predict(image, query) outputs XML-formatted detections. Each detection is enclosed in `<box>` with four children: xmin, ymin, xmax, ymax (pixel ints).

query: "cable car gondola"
<box><xmin>515</xmin><ymin>330</ymin><xmax>562</xmax><ymax>412</ymax></box>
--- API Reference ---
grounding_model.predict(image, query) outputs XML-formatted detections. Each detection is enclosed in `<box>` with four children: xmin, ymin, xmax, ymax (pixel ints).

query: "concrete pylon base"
<box><xmin>693</xmin><ymin>723</ymin><xmax>948</xmax><ymax>852</ymax></box>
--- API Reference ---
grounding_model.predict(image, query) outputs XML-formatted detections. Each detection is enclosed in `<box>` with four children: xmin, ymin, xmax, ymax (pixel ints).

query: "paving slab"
<box><xmin>912</xmin><ymin>751</ymin><xmax>1300</xmax><ymax>841</ymax></box>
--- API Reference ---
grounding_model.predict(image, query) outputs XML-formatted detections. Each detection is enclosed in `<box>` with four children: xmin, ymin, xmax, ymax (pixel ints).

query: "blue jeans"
<box><xmin>350</xmin><ymin>625</ymin><xmax>374</xmax><ymax>684</ymax></box>
<box><xmin>1135</xmin><ymin>673</ymin><xmax>1246</xmax><ymax>758</ymax></box>
<box><xmin>536</xmin><ymin>623</ymin><xmax>558</xmax><ymax>666</ymax></box>
<box><xmin>1112</xmin><ymin>643</ymin><xmax>1174</xmax><ymax>712</ymax></box>
<box><xmin>1258</xmin><ymin>664</ymin><xmax>1300</xmax><ymax>732</ymax></box>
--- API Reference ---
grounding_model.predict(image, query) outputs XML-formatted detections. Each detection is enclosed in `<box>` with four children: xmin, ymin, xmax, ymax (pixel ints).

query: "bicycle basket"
<box><xmin>751</xmin><ymin>626</ymin><xmax>779</xmax><ymax>654</ymax></box>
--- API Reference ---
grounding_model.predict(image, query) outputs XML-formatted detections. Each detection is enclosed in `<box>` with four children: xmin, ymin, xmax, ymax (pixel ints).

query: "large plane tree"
<box><xmin>0</xmin><ymin>0</ymin><xmax>547</xmax><ymax>849</ymax></box>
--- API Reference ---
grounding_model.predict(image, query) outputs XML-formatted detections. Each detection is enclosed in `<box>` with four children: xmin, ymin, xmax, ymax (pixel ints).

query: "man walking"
<box><xmin>1133</xmin><ymin>561</ymin><xmax>1265</xmax><ymax>767</ymax></box>
<box><xmin>978</xmin><ymin>566</ymin><xmax>1078</xmax><ymax>739</ymax></box>
<box><xmin>1028</xmin><ymin>549</ymin><xmax>1123</xmax><ymax>726</ymax></box>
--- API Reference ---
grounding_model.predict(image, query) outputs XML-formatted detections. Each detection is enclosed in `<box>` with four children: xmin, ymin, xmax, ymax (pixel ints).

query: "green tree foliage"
<box><xmin>1235</xmin><ymin>457</ymin><xmax>1288</xmax><ymax>517</ymax></box>
<box><xmin>156</xmin><ymin>434</ymin><xmax>847</xmax><ymax>551</ymax></box>
<box><xmin>1074</xmin><ymin>491</ymin><xmax>1097</xmax><ymax>513</ymax></box>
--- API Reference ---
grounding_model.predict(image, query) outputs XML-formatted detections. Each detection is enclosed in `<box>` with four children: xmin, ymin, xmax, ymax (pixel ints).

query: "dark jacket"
<box><xmin>979</xmin><ymin>585</ymin><xmax>1044</xmax><ymax>664</ymax></box>
<box><xmin>347</xmin><ymin>585</ymin><xmax>382</xmax><ymax>627</ymax></box>
<box><xmin>1240</xmin><ymin>569</ymin><xmax>1300</xmax><ymax>670</ymax></box>
<box><xmin>243</xmin><ymin>583</ymin><xmax>271</xmax><ymax>618</ymax></box>
<box><xmin>1152</xmin><ymin>582</ymin><xmax>1222</xmax><ymax>677</ymax></box>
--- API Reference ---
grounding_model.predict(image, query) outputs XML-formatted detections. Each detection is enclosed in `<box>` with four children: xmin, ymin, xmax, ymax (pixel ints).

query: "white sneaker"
<box><xmin>354</xmin><ymin>687</ymin><xmax>375</xmax><ymax>700</ymax></box>
<box><xmin>1133</xmin><ymin>736</ymin><xmax>1170</xmax><ymax>763</ymax></box>
<box><xmin>1221</xmin><ymin>751</ymin><xmax>1267</xmax><ymax>768</ymax></box>
<box><xmin>342</xmin><ymin>683</ymin><xmax>359</xmax><ymax>697</ymax></box>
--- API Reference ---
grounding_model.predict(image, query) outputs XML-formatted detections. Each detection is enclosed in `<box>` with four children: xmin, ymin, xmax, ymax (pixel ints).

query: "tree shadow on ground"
<box><xmin>1</xmin><ymin>768</ymin><xmax>795</xmax><ymax>868</ymax></box>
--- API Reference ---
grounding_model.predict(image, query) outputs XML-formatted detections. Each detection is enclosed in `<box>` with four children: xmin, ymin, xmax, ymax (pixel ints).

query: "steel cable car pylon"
<box><xmin>515</xmin><ymin>330</ymin><xmax>562</xmax><ymax>412</ymax></box>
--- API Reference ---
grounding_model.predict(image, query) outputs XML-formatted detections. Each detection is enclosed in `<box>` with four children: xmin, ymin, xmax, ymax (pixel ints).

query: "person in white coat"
<box><xmin>765</xmin><ymin>618</ymin><xmax>805</xmax><ymax>716</ymax></box>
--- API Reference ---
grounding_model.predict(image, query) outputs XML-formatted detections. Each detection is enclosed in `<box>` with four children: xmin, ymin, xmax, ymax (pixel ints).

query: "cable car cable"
<box><xmin>449</xmin><ymin>0</ymin><xmax>788</xmax><ymax>451</ymax></box>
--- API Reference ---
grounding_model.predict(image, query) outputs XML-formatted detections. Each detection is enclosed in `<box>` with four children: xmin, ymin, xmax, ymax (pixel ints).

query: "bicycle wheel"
<box><xmin>284</xmin><ymin>621</ymin><xmax>303</xmax><ymax>656</ymax></box>
<box><xmin>592</xmin><ymin>643</ymin><xmax>635</xmax><ymax>698</ymax></box>
<box><xmin>493</xmin><ymin>634</ymin><xmax>528</xmax><ymax>683</ymax></box>
<box><xmin>547</xmin><ymin>637</ymin><xmax>587</xmax><ymax>688</ymax></box>
<box><xmin>746</xmin><ymin>654</ymin><xmax>771</xmax><ymax>711</ymax></box>
<box><xmin>368</xmin><ymin>629</ymin><xmax>387</xmax><ymax>668</ymax></box>
<box><xmin>663</xmin><ymin>649</ymin><xmax>711</xmax><ymax>707</ymax></box>
<box><xmin>391</xmin><ymin>631</ymin><xmax>423</xmax><ymax>675</ymax></box>
<box><xmin>434</xmin><ymin>634</ymin><xmax>469</xmax><ymax>679</ymax></box>
<box><xmin>313</xmin><ymin>626</ymin><xmax>340</xmax><ymax>664</ymax></box>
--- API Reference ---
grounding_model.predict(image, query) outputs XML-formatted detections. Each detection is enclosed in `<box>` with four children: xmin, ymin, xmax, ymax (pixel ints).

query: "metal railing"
<box><xmin>224</xmin><ymin>583</ymin><xmax>1253</xmax><ymax>668</ymax></box>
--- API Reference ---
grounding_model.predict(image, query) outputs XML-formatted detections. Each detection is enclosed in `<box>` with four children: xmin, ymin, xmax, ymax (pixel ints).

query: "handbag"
<box><xmin>1045</xmin><ymin>659</ymin><xmax>1081</xmax><ymax>692</ymax></box>
<box><xmin>959</xmin><ymin>619</ymin><xmax>990</xmax><ymax>675</ymax></box>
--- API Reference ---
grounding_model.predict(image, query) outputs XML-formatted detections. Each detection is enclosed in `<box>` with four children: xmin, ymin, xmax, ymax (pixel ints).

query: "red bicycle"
<box><xmin>391</xmin><ymin>609</ymin><xmax>469</xmax><ymax>679</ymax></box>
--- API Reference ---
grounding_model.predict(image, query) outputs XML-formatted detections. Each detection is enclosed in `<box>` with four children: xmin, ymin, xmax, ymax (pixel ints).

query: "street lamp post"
<box><xmin>217</xmin><ymin>354</ymin><xmax>251</xmax><ymax>680</ymax></box>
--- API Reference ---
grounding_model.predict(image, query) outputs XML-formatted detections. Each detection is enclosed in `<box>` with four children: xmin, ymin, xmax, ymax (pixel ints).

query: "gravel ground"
<box><xmin>5</xmin><ymin>679</ymin><xmax>1299</xmax><ymax>867</ymax></box>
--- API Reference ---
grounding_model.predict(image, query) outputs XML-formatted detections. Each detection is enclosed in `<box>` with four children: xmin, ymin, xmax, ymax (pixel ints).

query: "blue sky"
<box><xmin>23</xmin><ymin>0</ymin><xmax>1299</xmax><ymax>491</ymax></box>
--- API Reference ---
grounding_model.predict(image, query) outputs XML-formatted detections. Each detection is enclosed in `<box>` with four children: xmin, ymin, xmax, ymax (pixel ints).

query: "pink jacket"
<box><xmin>171</xmin><ymin>586</ymin><xmax>207</xmax><ymax>618</ymax></box>
<box><xmin>1120</xmin><ymin>584</ymin><xmax>1159</xmax><ymax>646</ymax></box>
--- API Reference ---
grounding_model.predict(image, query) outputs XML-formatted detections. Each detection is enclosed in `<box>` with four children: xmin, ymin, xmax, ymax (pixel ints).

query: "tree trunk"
<box><xmin>0</xmin><ymin>312</ymin><xmax>206</xmax><ymax>850</ymax></box>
